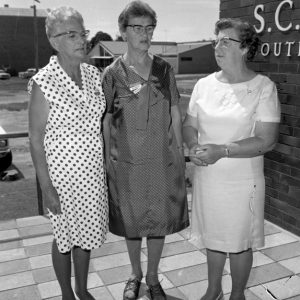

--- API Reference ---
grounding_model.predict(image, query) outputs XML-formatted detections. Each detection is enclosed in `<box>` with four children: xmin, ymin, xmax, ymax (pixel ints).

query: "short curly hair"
<box><xmin>215</xmin><ymin>18</ymin><xmax>260</xmax><ymax>61</ymax></box>
<box><xmin>118</xmin><ymin>0</ymin><xmax>157</xmax><ymax>32</ymax></box>
<box><xmin>45</xmin><ymin>6</ymin><xmax>84</xmax><ymax>39</ymax></box>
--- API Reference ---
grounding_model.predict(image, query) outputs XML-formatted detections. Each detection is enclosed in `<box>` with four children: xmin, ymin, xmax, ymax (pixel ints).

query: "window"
<box><xmin>99</xmin><ymin>47</ymin><xmax>111</xmax><ymax>57</ymax></box>
<box><xmin>181</xmin><ymin>57</ymin><xmax>192</xmax><ymax>61</ymax></box>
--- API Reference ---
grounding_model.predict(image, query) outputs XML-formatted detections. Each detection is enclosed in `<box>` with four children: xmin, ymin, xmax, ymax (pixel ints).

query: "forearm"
<box><xmin>103</xmin><ymin>132</ymin><xmax>110</xmax><ymax>161</ymax></box>
<box><xmin>29</xmin><ymin>139</ymin><xmax>53</xmax><ymax>191</ymax></box>
<box><xmin>223</xmin><ymin>136</ymin><xmax>277</xmax><ymax>158</ymax></box>
<box><xmin>183</xmin><ymin>125</ymin><xmax>198</xmax><ymax>149</ymax></box>
<box><xmin>103</xmin><ymin>114</ymin><xmax>111</xmax><ymax>161</ymax></box>
<box><xmin>172</xmin><ymin>120</ymin><xmax>183</xmax><ymax>148</ymax></box>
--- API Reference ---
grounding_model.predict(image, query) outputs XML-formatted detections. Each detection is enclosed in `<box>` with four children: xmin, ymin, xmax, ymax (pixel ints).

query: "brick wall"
<box><xmin>0</xmin><ymin>15</ymin><xmax>52</xmax><ymax>72</ymax></box>
<box><xmin>220</xmin><ymin>0</ymin><xmax>300</xmax><ymax>236</ymax></box>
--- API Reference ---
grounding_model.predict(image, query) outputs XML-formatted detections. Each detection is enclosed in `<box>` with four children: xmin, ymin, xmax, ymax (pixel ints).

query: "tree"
<box><xmin>87</xmin><ymin>31</ymin><xmax>113</xmax><ymax>51</ymax></box>
<box><xmin>115</xmin><ymin>35</ymin><xmax>124</xmax><ymax>41</ymax></box>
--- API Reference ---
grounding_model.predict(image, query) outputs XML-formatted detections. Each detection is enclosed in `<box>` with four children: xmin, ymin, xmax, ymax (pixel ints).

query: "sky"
<box><xmin>0</xmin><ymin>0</ymin><xmax>220</xmax><ymax>42</ymax></box>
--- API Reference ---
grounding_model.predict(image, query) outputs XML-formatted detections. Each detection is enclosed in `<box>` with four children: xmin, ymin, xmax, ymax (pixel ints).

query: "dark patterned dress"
<box><xmin>102</xmin><ymin>55</ymin><xmax>189</xmax><ymax>238</ymax></box>
<box><xmin>28</xmin><ymin>56</ymin><xmax>108</xmax><ymax>253</ymax></box>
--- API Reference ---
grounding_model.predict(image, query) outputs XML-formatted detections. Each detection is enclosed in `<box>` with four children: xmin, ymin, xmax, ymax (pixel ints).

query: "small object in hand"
<box><xmin>189</xmin><ymin>149</ymin><xmax>205</xmax><ymax>157</ymax></box>
<box><xmin>195</xmin><ymin>149</ymin><xmax>204</xmax><ymax>154</ymax></box>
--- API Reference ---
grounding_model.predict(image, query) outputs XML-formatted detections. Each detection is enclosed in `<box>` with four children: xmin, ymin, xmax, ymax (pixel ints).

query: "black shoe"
<box><xmin>147</xmin><ymin>282</ymin><xmax>166</xmax><ymax>300</ymax></box>
<box><xmin>123</xmin><ymin>277</ymin><xmax>141</xmax><ymax>300</ymax></box>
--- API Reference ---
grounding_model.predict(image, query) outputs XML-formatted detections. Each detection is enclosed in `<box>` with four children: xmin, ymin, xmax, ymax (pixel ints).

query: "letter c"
<box><xmin>275</xmin><ymin>0</ymin><xmax>293</xmax><ymax>32</ymax></box>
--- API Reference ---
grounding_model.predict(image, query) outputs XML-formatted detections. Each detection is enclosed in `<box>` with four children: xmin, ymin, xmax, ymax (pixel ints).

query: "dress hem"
<box><xmin>109</xmin><ymin>220</ymin><xmax>190</xmax><ymax>238</ymax></box>
<box><xmin>189</xmin><ymin>233</ymin><xmax>264</xmax><ymax>253</ymax></box>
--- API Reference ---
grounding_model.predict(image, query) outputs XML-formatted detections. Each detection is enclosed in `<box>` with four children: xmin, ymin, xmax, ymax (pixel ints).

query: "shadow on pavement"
<box><xmin>0</xmin><ymin>164</ymin><xmax>39</xmax><ymax>220</ymax></box>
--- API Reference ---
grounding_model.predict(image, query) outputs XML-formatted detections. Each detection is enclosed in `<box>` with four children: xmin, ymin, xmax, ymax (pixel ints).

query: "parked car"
<box><xmin>0</xmin><ymin>126</ymin><xmax>12</xmax><ymax>173</ymax></box>
<box><xmin>3</xmin><ymin>67</ymin><xmax>17</xmax><ymax>77</ymax></box>
<box><xmin>18</xmin><ymin>68</ymin><xmax>38</xmax><ymax>79</ymax></box>
<box><xmin>0</xmin><ymin>69</ymin><xmax>11</xmax><ymax>80</ymax></box>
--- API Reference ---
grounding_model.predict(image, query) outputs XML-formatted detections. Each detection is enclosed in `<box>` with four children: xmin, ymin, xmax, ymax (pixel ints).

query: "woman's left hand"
<box><xmin>196</xmin><ymin>144</ymin><xmax>224</xmax><ymax>165</ymax></box>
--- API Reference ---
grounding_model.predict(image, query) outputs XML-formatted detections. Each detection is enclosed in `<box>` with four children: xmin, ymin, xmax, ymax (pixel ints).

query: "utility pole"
<box><xmin>32</xmin><ymin>0</ymin><xmax>40</xmax><ymax>72</ymax></box>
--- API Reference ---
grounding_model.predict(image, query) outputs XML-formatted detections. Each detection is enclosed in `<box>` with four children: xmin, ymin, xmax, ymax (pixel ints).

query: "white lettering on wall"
<box><xmin>275</xmin><ymin>0</ymin><xmax>293</xmax><ymax>31</ymax></box>
<box><xmin>285</xmin><ymin>41</ymin><xmax>295</xmax><ymax>56</ymax></box>
<box><xmin>274</xmin><ymin>43</ymin><xmax>282</xmax><ymax>56</ymax></box>
<box><xmin>253</xmin><ymin>0</ymin><xmax>298</xmax><ymax>57</ymax></box>
<box><xmin>261</xmin><ymin>43</ymin><xmax>270</xmax><ymax>56</ymax></box>
<box><xmin>254</xmin><ymin>4</ymin><xmax>265</xmax><ymax>33</ymax></box>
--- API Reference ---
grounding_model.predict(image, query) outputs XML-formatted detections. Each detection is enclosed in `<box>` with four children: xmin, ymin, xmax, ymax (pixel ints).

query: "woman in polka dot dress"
<box><xmin>28</xmin><ymin>7</ymin><xmax>108</xmax><ymax>300</ymax></box>
<box><xmin>102</xmin><ymin>1</ymin><xmax>189</xmax><ymax>299</ymax></box>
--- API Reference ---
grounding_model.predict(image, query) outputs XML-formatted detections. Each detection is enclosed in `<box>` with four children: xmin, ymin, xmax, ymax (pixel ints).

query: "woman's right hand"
<box><xmin>42</xmin><ymin>185</ymin><xmax>61</xmax><ymax>215</ymax></box>
<box><xmin>189</xmin><ymin>144</ymin><xmax>208</xmax><ymax>166</ymax></box>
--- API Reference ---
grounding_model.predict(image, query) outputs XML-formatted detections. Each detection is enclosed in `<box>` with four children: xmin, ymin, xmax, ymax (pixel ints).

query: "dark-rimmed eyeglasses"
<box><xmin>126</xmin><ymin>24</ymin><xmax>156</xmax><ymax>34</ymax></box>
<box><xmin>212</xmin><ymin>37</ymin><xmax>241</xmax><ymax>49</ymax></box>
<box><xmin>52</xmin><ymin>30</ymin><xmax>90</xmax><ymax>40</ymax></box>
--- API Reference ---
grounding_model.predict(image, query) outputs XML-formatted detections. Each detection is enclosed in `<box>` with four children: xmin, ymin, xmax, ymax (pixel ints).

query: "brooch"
<box><xmin>129</xmin><ymin>83</ymin><xmax>142</xmax><ymax>94</ymax></box>
<box><xmin>94</xmin><ymin>88</ymin><xmax>101</xmax><ymax>96</ymax></box>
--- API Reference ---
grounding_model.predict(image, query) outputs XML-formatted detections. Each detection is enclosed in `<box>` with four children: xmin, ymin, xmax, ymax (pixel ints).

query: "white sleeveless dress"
<box><xmin>28</xmin><ymin>56</ymin><xmax>108</xmax><ymax>253</ymax></box>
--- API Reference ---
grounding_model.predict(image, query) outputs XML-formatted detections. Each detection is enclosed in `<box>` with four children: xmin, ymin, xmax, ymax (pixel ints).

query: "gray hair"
<box><xmin>215</xmin><ymin>18</ymin><xmax>260</xmax><ymax>61</ymax></box>
<box><xmin>118</xmin><ymin>0</ymin><xmax>157</xmax><ymax>32</ymax></box>
<box><xmin>45</xmin><ymin>6</ymin><xmax>84</xmax><ymax>38</ymax></box>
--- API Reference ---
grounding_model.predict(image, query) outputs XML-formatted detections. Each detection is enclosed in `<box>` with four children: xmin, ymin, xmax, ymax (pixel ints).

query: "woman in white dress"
<box><xmin>28</xmin><ymin>7</ymin><xmax>108</xmax><ymax>300</ymax></box>
<box><xmin>183</xmin><ymin>18</ymin><xmax>280</xmax><ymax>300</ymax></box>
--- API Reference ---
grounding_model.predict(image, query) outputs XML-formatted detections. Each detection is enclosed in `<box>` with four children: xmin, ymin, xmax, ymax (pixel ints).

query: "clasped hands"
<box><xmin>189</xmin><ymin>143</ymin><xmax>224</xmax><ymax>166</ymax></box>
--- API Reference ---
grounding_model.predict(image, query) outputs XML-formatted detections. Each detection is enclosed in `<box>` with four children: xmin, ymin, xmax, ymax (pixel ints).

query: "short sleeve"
<box><xmin>186</xmin><ymin>80</ymin><xmax>200</xmax><ymax>117</ymax></box>
<box><xmin>27</xmin><ymin>71</ymin><xmax>50</xmax><ymax>104</ymax></box>
<box><xmin>102</xmin><ymin>67</ymin><xmax>115</xmax><ymax>113</ymax></box>
<box><xmin>169</xmin><ymin>67</ymin><xmax>180</xmax><ymax>106</ymax></box>
<box><xmin>255</xmin><ymin>79</ymin><xmax>281</xmax><ymax>123</ymax></box>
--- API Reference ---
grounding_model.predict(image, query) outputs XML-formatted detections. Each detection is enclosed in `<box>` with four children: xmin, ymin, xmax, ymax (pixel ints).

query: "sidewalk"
<box><xmin>1</xmin><ymin>196</ymin><xmax>300</xmax><ymax>300</ymax></box>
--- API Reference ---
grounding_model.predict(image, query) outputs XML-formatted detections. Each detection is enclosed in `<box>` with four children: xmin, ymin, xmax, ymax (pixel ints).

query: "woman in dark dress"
<box><xmin>102</xmin><ymin>1</ymin><xmax>189</xmax><ymax>299</ymax></box>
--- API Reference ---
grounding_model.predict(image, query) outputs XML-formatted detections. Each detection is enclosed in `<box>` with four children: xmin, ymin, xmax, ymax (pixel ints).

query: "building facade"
<box><xmin>89</xmin><ymin>41</ymin><xmax>179</xmax><ymax>72</ymax></box>
<box><xmin>177</xmin><ymin>42</ymin><xmax>218</xmax><ymax>74</ymax></box>
<box><xmin>88</xmin><ymin>40</ymin><xmax>218</xmax><ymax>74</ymax></box>
<box><xmin>221</xmin><ymin>0</ymin><xmax>300</xmax><ymax>235</ymax></box>
<box><xmin>0</xmin><ymin>6</ymin><xmax>52</xmax><ymax>73</ymax></box>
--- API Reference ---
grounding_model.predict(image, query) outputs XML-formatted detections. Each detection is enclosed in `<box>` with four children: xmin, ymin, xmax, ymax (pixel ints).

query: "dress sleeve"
<box><xmin>102</xmin><ymin>67</ymin><xmax>115</xmax><ymax>114</ymax></box>
<box><xmin>186</xmin><ymin>80</ymin><xmax>200</xmax><ymax>117</ymax></box>
<box><xmin>255</xmin><ymin>78</ymin><xmax>281</xmax><ymax>123</ymax></box>
<box><xmin>169</xmin><ymin>67</ymin><xmax>180</xmax><ymax>106</ymax></box>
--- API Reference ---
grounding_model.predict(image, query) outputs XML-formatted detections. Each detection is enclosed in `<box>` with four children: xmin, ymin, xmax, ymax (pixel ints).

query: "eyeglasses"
<box><xmin>126</xmin><ymin>24</ymin><xmax>156</xmax><ymax>34</ymax></box>
<box><xmin>52</xmin><ymin>30</ymin><xmax>90</xmax><ymax>41</ymax></box>
<box><xmin>212</xmin><ymin>36</ymin><xmax>241</xmax><ymax>49</ymax></box>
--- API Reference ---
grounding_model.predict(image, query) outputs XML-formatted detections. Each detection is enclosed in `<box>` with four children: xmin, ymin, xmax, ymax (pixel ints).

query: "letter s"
<box><xmin>254</xmin><ymin>5</ymin><xmax>265</xmax><ymax>33</ymax></box>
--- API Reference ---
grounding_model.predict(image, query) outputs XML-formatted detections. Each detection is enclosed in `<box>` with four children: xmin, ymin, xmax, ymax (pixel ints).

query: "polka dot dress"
<box><xmin>28</xmin><ymin>56</ymin><xmax>108</xmax><ymax>253</ymax></box>
<box><xmin>102</xmin><ymin>56</ymin><xmax>189</xmax><ymax>238</ymax></box>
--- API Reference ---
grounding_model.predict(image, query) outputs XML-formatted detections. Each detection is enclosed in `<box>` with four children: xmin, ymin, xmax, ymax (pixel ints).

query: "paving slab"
<box><xmin>0</xmin><ymin>215</ymin><xmax>299</xmax><ymax>300</ymax></box>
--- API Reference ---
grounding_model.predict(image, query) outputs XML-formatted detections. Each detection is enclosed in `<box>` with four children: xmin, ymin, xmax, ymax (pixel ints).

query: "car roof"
<box><xmin>0</xmin><ymin>125</ymin><xmax>7</xmax><ymax>134</ymax></box>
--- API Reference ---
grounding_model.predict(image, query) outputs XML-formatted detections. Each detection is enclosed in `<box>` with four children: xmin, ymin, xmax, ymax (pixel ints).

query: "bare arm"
<box><xmin>182</xmin><ymin>113</ymin><xmax>198</xmax><ymax>149</ymax></box>
<box><xmin>102</xmin><ymin>112</ymin><xmax>112</xmax><ymax>164</ymax></box>
<box><xmin>28</xmin><ymin>82</ymin><xmax>61</xmax><ymax>214</ymax></box>
<box><xmin>196</xmin><ymin>121</ymin><xmax>279</xmax><ymax>165</ymax></box>
<box><xmin>223</xmin><ymin>121</ymin><xmax>279</xmax><ymax>157</ymax></box>
<box><xmin>182</xmin><ymin>113</ymin><xmax>205</xmax><ymax>166</ymax></box>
